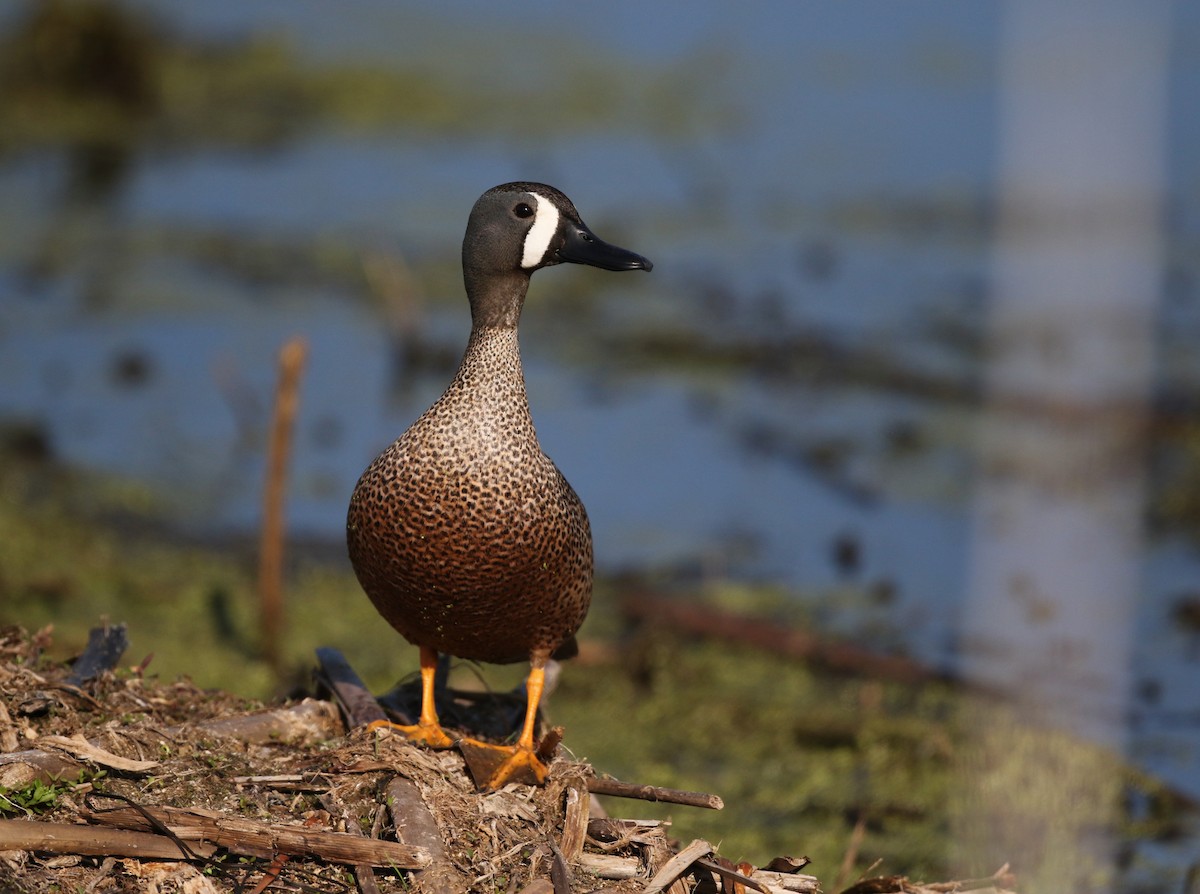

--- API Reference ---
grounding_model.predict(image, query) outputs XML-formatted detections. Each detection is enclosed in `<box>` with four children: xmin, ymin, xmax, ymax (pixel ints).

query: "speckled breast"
<box><xmin>345</xmin><ymin>421</ymin><xmax>593</xmax><ymax>666</ymax></box>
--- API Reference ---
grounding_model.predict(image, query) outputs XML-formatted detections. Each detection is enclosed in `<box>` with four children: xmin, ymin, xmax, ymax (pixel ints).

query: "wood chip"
<box><xmin>695</xmin><ymin>858</ymin><xmax>774</xmax><ymax>894</ymax></box>
<box><xmin>764</xmin><ymin>856</ymin><xmax>811</xmax><ymax>873</ymax></box>
<box><xmin>643</xmin><ymin>839</ymin><xmax>713</xmax><ymax>894</ymax></box>
<box><xmin>557</xmin><ymin>779</ymin><xmax>588</xmax><ymax>863</ymax></box>
<box><xmin>576</xmin><ymin>852</ymin><xmax>641</xmax><ymax>880</ymax></box>
<box><xmin>0</xmin><ymin>748</ymin><xmax>85</xmax><ymax>790</ymax></box>
<box><xmin>197</xmin><ymin>698</ymin><xmax>342</xmax><ymax>744</ymax></box>
<box><xmin>748</xmin><ymin>870</ymin><xmax>822</xmax><ymax>893</ymax></box>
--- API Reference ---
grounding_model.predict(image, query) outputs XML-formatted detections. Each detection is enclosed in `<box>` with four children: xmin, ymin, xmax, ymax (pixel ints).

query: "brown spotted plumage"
<box><xmin>346</xmin><ymin>182</ymin><xmax>651</xmax><ymax>789</ymax></box>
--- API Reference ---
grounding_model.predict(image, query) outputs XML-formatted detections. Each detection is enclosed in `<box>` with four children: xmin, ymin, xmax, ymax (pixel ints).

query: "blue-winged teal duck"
<box><xmin>347</xmin><ymin>182</ymin><xmax>652</xmax><ymax>789</ymax></box>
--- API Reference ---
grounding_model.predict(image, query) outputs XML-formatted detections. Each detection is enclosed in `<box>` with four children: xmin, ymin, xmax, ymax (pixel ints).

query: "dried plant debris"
<box><xmin>0</xmin><ymin>626</ymin><xmax>1012</xmax><ymax>894</ymax></box>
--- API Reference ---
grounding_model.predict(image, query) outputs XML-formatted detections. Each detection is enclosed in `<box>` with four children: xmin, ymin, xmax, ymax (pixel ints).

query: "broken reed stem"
<box><xmin>585</xmin><ymin>777</ymin><xmax>723</xmax><ymax>810</ymax></box>
<box><xmin>833</xmin><ymin>811</ymin><xmax>868</xmax><ymax>892</ymax></box>
<box><xmin>258</xmin><ymin>336</ymin><xmax>309</xmax><ymax>675</ymax></box>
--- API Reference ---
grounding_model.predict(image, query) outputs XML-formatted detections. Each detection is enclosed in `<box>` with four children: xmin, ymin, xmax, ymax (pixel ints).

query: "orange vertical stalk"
<box><xmin>259</xmin><ymin>336</ymin><xmax>308</xmax><ymax>675</ymax></box>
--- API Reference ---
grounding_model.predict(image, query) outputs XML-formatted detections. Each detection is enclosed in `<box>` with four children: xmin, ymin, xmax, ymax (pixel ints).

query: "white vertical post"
<box><xmin>956</xmin><ymin>1</ymin><xmax>1171</xmax><ymax>888</ymax></box>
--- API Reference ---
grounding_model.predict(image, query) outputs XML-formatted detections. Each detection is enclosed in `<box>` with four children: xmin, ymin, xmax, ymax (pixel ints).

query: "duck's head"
<box><xmin>462</xmin><ymin>182</ymin><xmax>652</xmax><ymax>327</ymax></box>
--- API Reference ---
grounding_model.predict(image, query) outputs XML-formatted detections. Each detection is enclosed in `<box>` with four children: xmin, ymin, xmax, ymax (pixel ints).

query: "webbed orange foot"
<box><xmin>366</xmin><ymin>718</ymin><xmax>456</xmax><ymax>749</ymax></box>
<box><xmin>459</xmin><ymin>738</ymin><xmax>548</xmax><ymax>791</ymax></box>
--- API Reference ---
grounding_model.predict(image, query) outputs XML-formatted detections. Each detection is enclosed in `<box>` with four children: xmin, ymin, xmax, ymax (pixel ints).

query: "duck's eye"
<box><xmin>514</xmin><ymin>203</ymin><xmax>535</xmax><ymax>219</ymax></box>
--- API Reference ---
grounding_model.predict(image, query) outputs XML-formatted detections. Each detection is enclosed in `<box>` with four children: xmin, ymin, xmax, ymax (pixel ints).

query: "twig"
<box><xmin>259</xmin><ymin>336</ymin><xmax>308</xmax><ymax>674</ymax></box>
<box><xmin>586</xmin><ymin>776</ymin><xmax>723</xmax><ymax>810</ymax></box>
<box><xmin>0</xmin><ymin>817</ymin><xmax>216</xmax><ymax>860</ymax></box>
<box><xmin>319</xmin><ymin>791</ymin><xmax>381</xmax><ymax>894</ymax></box>
<box><xmin>546</xmin><ymin>835</ymin><xmax>571</xmax><ymax>894</ymax></box>
<box><xmin>83</xmin><ymin>802</ymin><xmax>429</xmax><ymax>869</ymax></box>
<box><xmin>36</xmin><ymin>734</ymin><xmax>158</xmax><ymax>773</ymax></box>
<box><xmin>248</xmin><ymin>854</ymin><xmax>289</xmax><ymax>894</ymax></box>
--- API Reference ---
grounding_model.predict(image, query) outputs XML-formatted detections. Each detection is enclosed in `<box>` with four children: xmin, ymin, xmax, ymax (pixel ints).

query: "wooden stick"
<box><xmin>0</xmin><ymin>817</ymin><xmax>216</xmax><ymax>860</ymax></box>
<box><xmin>315</xmin><ymin>646</ymin><xmax>393</xmax><ymax>728</ymax></box>
<box><xmin>259</xmin><ymin>336</ymin><xmax>308</xmax><ymax>674</ymax></box>
<box><xmin>384</xmin><ymin>776</ymin><xmax>468</xmax><ymax>894</ymax></box>
<box><xmin>84</xmin><ymin>803</ymin><xmax>429</xmax><ymax>869</ymax></box>
<box><xmin>586</xmin><ymin>777</ymin><xmax>723</xmax><ymax>810</ymax></box>
<box><xmin>319</xmin><ymin>792</ymin><xmax>381</xmax><ymax>894</ymax></box>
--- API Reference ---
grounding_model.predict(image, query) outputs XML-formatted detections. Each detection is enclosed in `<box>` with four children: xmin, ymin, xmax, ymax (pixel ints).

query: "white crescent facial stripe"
<box><xmin>520</xmin><ymin>193</ymin><xmax>560</xmax><ymax>269</ymax></box>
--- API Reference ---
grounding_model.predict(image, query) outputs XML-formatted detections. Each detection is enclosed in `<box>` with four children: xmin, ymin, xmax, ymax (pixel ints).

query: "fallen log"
<box><xmin>621</xmin><ymin>590</ymin><xmax>952</xmax><ymax>686</ymax></box>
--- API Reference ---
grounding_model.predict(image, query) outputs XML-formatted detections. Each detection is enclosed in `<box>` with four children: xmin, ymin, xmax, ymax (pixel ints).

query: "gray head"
<box><xmin>462</xmin><ymin>182</ymin><xmax>652</xmax><ymax>327</ymax></box>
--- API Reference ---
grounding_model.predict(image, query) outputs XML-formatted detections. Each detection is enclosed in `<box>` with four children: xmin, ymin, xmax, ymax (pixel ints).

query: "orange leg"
<box><xmin>366</xmin><ymin>645</ymin><xmax>455</xmax><ymax>748</ymax></box>
<box><xmin>459</xmin><ymin>662</ymin><xmax>551</xmax><ymax>791</ymax></box>
<box><xmin>513</xmin><ymin>665</ymin><xmax>544</xmax><ymax>752</ymax></box>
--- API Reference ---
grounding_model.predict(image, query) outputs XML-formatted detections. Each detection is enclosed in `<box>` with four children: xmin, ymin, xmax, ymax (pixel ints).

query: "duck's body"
<box><xmin>347</xmin><ymin>325</ymin><xmax>591</xmax><ymax>666</ymax></box>
<box><xmin>346</xmin><ymin>182</ymin><xmax>651</xmax><ymax>789</ymax></box>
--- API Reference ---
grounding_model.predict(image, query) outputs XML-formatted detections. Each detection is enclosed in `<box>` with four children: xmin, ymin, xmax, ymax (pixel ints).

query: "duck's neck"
<box><xmin>465</xmin><ymin>268</ymin><xmax>529</xmax><ymax>329</ymax></box>
<box><xmin>447</xmin><ymin>325</ymin><xmax>530</xmax><ymax>410</ymax></box>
